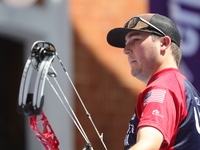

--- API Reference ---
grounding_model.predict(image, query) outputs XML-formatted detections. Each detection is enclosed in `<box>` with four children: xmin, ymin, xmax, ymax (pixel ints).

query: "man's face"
<box><xmin>124</xmin><ymin>31</ymin><xmax>161</xmax><ymax>83</ymax></box>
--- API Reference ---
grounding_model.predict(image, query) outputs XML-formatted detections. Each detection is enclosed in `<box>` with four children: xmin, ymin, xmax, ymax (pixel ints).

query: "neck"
<box><xmin>141</xmin><ymin>57</ymin><xmax>178</xmax><ymax>84</ymax></box>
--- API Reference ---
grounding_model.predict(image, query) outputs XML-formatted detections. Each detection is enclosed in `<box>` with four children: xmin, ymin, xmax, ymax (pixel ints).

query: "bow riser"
<box><xmin>30</xmin><ymin>111</ymin><xmax>60</xmax><ymax>150</ymax></box>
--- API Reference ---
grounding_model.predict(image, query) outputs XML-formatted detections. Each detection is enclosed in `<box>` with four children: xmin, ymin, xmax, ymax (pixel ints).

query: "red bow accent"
<box><xmin>30</xmin><ymin>111</ymin><xmax>60</xmax><ymax>150</ymax></box>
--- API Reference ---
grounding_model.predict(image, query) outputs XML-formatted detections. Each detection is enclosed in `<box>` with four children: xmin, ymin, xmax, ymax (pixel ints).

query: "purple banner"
<box><xmin>150</xmin><ymin>0</ymin><xmax>200</xmax><ymax>91</ymax></box>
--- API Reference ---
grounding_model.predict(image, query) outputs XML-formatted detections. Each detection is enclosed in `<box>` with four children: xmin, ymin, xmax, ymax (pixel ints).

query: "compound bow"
<box><xmin>18</xmin><ymin>41</ymin><xmax>108</xmax><ymax>150</ymax></box>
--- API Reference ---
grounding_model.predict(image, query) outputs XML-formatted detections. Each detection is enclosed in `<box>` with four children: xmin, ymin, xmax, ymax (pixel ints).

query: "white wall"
<box><xmin>0</xmin><ymin>0</ymin><xmax>74</xmax><ymax>149</ymax></box>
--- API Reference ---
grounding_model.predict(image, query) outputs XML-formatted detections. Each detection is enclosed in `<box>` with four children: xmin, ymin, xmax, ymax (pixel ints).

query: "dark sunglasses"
<box><xmin>124</xmin><ymin>17</ymin><xmax>166</xmax><ymax>36</ymax></box>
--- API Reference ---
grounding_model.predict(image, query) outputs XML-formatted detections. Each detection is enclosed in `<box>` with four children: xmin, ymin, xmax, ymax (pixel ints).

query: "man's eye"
<box><xmin>133</xmin><ymin>39</ymin><xmax>139</xmax><ymax>42</ymax></box>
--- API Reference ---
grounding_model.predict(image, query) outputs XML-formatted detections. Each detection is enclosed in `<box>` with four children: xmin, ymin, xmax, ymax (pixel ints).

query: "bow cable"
<box><xmin>54</xmin><ymin>52</ymin><xmax>108</xmax><ymax>150</ymax></box>
<box><xmin>46</xmin><ymin>75</ymin><xmax>91</xmax><ymax>144</ymax></box>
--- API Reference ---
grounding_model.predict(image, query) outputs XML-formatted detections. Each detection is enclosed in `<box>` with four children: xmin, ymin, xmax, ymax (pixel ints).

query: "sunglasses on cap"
<box><xmin>124</xmin><ymin>17</ymin><xmax>166</xmax><ymax>37</ymax></box>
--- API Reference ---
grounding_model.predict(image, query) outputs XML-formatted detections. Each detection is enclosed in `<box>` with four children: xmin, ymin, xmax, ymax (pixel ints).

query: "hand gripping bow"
<box><xmin>18</xmin><ymin>41</ymin><xmax>108</xmax><ymax>150</ymax></box>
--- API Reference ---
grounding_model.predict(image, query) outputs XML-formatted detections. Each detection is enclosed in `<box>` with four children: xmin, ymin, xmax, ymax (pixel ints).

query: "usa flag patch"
<box><xmin>143</xmin><ymin>89</ymin><xmax>166</xmax><ymax>106</ymax></box>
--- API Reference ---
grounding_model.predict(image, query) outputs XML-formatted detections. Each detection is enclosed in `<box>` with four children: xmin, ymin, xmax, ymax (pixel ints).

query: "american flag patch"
<box><xmin>143</xmin><ymin>89</ymin><xmax>166</xmax><ymax>106</ymax></box>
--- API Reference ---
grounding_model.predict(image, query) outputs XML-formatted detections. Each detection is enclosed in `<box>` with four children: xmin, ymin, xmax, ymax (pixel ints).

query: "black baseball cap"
<box><xmin>107</xmin><ymin>13</ymin><xmax>181</xmax><ymax>48</ymax></box>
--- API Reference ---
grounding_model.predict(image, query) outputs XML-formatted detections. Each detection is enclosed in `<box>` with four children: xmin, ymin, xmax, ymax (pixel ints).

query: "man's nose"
<box><xmin>123</xmin><ymin>45</ymin><xmax>132</xmax><ymax>55</ymax></box>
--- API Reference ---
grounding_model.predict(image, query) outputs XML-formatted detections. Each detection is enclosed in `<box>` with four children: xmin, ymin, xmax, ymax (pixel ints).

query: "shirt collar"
<box><xmin>147</xmin><ymin>68</ymin><xmax>180</xmax><ymax>86</ymax></box>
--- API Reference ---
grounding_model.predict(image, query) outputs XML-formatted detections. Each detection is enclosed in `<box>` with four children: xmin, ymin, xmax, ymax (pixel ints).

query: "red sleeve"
<box><xmin>136</xmin><ymin>88</ymin><xmax>178</xmax><ymax>147</ymax></box>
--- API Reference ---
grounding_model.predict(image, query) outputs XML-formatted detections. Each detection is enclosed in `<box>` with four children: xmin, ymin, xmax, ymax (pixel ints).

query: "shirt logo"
<box><xmin>152</xmin><ymin>110</ymin><xmax>164</xmax><ymax>118</ymax></box>
<box><xmin>143</xmin><ymin>89</ymin><xmax>166</xmax><ymax>106</ymax></box>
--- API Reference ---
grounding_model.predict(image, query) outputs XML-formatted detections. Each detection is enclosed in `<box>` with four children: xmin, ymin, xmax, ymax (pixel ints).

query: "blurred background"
<box><xmin>1</xmin><ymin>0</ymin><xmax>200</xmax><ymax>149</ymax></box>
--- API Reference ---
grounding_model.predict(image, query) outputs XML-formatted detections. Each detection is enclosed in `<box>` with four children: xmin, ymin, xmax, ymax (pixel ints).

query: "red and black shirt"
<box><xmin>124</xmin><ymin>68</ymin><xmax>200</xmax><ymax>150</ymax></box>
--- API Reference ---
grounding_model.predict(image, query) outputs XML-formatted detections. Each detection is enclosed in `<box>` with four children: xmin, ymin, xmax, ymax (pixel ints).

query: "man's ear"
<box><xmin>160</xmin><ymin>36</ymin><xmax>171</xmax><ymax>51</ymax></box>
